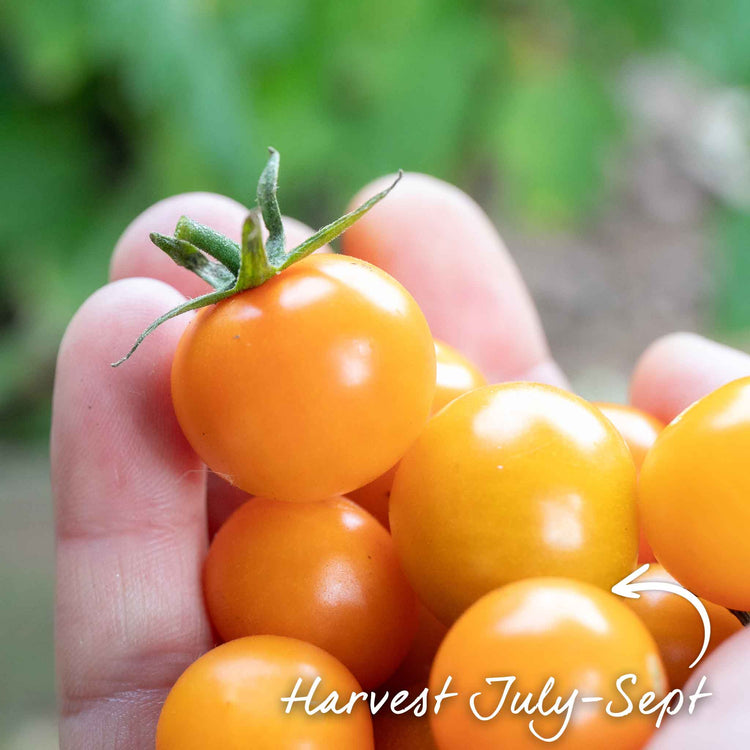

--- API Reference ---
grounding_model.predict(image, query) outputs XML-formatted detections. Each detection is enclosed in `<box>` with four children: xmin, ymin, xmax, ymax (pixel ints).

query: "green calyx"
<box><xmin>112</xmin><ymin>148</ymin><xmax>402</xmax><ymax>366</ymax></box>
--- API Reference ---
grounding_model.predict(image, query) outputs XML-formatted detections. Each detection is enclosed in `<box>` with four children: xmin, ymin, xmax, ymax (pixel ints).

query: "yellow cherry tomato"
<box><xmin>390</xmin><ymin>383</ymin><xmax>638</xmax><ymax>624</ymax></box>
<box><xmin>595</xmin><ymin>402</ymin><xmax>664</xmax><ymax>563</ymax></box>
<box><xmin>171</xmin><ymin>253</ymin><xmax>436</xmax><ymax>502</ymax></box>
<box><xmin>429</xmin><ymin>578</ymin><xmax>667</xmax><ymax>750</ymax></box>
<box><xmin>639</xmin><ymin>376</ymin><xmax>750</xmax><ymax>609</ymax></box>
<box><xmin>203</xmin><ymin>497</ymin><xmax>418</xmax><ymax>689</ymax></box>
<box><xmin>624</xmin><ymin>564</ymin><xmax>741</xmax><ymax>688</ymax></box>
<box><xmin>156</xmin><ymin>635</ymin><xmax>373</xmax><ymax>749</ymax></box>
<box><xmin>349</xmin><ymin>340</ymin><xmax>485</xmax><ymax>527</ymax></box>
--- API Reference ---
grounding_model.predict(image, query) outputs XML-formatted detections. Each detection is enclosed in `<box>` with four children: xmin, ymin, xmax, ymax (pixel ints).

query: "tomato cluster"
<box><xmin>140</xmin><ymin>156</ymin><xmax>746</xmax><ymax>749</ymax></box>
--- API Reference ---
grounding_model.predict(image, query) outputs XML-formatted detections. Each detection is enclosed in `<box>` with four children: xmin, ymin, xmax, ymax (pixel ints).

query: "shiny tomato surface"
<box><xmin>390</xmin><ymin>382</ymin><xmax>638</xmax><ymax>624</ymax></box>
<box><xmin>171</xmin><ymin>253</ymin><xmax>436</xmax><ymax>501</ymax></box>
<box><xmin>203</xmin><ymin>496</ymin><xmax>418</xmax><ymax>688</ymax></box>
<box><xmin>156</xmin><ymin>636</ymin><xmax>373</xmax><ymax>749</ymax></box>
<box><xmin>429</xmin><ymin>578</ymin><xmax>666</xmax><ymax>750</ymax></box>
<box><xmin>639</xmin><ymin>376</ymin><xmax>750</xmax><ymax>609</ymax></box>
<box><xmin>349</xmin><ymin>339</ymin><xmax>485</xmax><ymax>527</ymax></box>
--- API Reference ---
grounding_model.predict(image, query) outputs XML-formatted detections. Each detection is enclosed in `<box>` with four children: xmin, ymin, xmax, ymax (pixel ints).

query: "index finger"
<box><xmin>342</xmin><ymin>173</ymin><xmax>567</xmax><ymax>387</ymax></box>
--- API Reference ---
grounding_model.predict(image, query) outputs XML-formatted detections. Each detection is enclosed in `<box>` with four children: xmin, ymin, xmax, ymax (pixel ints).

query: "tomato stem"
<box><xmin>730</xmin><ymin>610</ymin><xmax>750</xmax><ymax>627</ymax></box>
<box><xmin>112</xmin><ymin>148</ymin><xmax>401</xmax><ymax>366</ymax></box>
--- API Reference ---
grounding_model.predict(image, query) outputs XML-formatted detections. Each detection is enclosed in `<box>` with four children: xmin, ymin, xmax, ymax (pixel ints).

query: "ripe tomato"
<box><xmin>203</xmin><ymin>496</ymin><xmax>418</xmax><ymax>688</ymax></box>
<box><xmin>156</xmin><ymin>635</ymin><xmax>373</xmax><ymax>749</ymax></box>
<box><xmin>349</xmin><ymin>339</ymin><xmax>486</xmax><ymax>527</ymax></box>
<box><xmin>623</xmin><ymin>564</ymin><xmax>741</xmax><ymax>689</ymax></box>
<box><xmin>390</xmin><ymin>383</ymin><xmax>638</xmax><ymax>624</ymax></box>
<box><xmin>595</xmin><ymin>403</ymin><xmax>664</xmax><ymax>563</ymax></box>
<box><xmin>639</xmin><ymin>376</ymin><xmax>750</xmax><ymax>609</ymax></box>
<box><xmin>171</xmin><ymin>253</ymin><xmax>436</xmax><ymax>501</ymax></box>
<box><xmin>429</xmin><ymin>578</ymin><xmax>667</xmax><ymax>750</ymax></box>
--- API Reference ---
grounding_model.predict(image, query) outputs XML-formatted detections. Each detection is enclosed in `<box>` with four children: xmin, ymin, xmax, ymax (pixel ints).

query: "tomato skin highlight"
<box><xmin>203</xmin><ymin>496</ymin><xmax>418</xmax><ymax>689</ymax></box>
<box><xmin>595</xmin><ymin>403</ymin><xmax>664</xmax><ymax>563</ymax></box>
<box><xmin>623</xmin><ymin>564</ymin><xmax>741</xmax><ymax>689</ymax></box>
<box><xmin>171</xmin><ymin>253</ymin><xmax>436</xmax><ymax>502</ymax></box>
<box><xmin>155</xmin><ymin>635</ymin><xmax>374</xmax><ymax>750</ymax></box>
<box><xmin>639</xmin><ymin>376</ymin><xmax>750</xmax><ymax>610</ymax></box>
<box><xmin>390</xmin><ymin>382</ymin><xmax>638</xmax><ymax>625</ymax></box>
<box><xmin>349</xmin><ymin>339</ymin><xmax>486</xmax><ymax>527</ymax></box>
<box><xmin>429</xmin><ymin>578</ymin><xmax>666</xmax><ymax>750</ymax></box>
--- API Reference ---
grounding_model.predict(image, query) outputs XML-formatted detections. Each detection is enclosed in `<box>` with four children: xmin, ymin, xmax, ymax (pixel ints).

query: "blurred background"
<box><xmin>0</xmin><ymin>0</ymin><xmax>748</xmax><ymax>746</ymax></box>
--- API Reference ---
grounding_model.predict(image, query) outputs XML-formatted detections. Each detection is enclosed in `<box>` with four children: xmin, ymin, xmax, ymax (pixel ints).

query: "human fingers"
<box><xmin>342</xmin><ymin>173</ymin><xmax>567</xmax><ymax>387</ymax></box>
<box><xmin>630</xmin><ymin>332</ymin><xmax>750</xmax><ymax>423</ymax></box>
<box><xmin>110</xmin><ymin>192</ymin><xmax>330</xmax><ymax>299</ymax></box>
<box><xmin>51</xmin><ymin>278</ymin><xmax>213</xmax><ymax>749</ymax></box>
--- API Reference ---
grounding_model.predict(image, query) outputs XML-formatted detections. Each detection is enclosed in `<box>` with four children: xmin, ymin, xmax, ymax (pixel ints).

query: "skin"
<box><xmin>639</xmin><ymin>375</ymin><xmax>750</xmax><ymax>610</ymax></box>
<box><xmin>155</xmin><ymin>635</ymin><xmax>373</xmax><ymax>749</ymax></box>
<box><xmin>203</xmin><ymin>496</ymin><xmax>418</xmax><ymax>689</ymax></box>
<box><xmin>51</xmin><ymin>174</ymin><xmax>750</xmax><ymax>747</ymax></box>
<box><xmin>623</xmin><ymin>565</ymin><xmax>741</xmax><ymax>690</ymax></box>
<box><xmin>595</xmin><ymin>402</ymin><xmax>664</xmax><ymax>563</ymax></box>
<box><xmin>390</xmin><ymin>382</ymin><xmax>638</xmax><ymax>624</ymax></box>
<box><xmin>348</xmin><ymin>338</ymin><xmax>486</xmax><ymax>527</ymax></box>
<box><xmin>429</xmin><ymin>578</ymin><xmax>667</xmax><ymax>750</ymax></box>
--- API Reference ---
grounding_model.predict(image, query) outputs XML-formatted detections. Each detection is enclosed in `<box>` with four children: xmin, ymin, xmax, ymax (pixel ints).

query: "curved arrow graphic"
<box><xmin>611</xmin><ymin>563</ymin><xmax>711</xmax><ymax>669</ymax></box>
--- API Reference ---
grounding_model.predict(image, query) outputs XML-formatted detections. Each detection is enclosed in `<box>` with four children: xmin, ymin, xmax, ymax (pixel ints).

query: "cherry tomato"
<box><xmin>595</xmin><ymin>402</ymin><xmax>664</xmax><ymax>563</ymax></box>
<box><xmin>203</xmin><ymin>496</ymin><xmax>418</xmax><ymax>688</ymax></box>
<box><xmin>350</xmin><ymin>339</ymin><xmax>486</xmax><ymax>527</ymax></box>
<box><xmin>623</xmin><ymin>564</ymin><xmax>741</xmax><ymax>688</ymax></box>
<box><xmin>390</xmin><ymin>383</ymin><xmax>638</xmax><ymax>624</ymax></box>
<box><xmin>639</xmin><ymin>376</ymin><xmax>750</xmax><ymax>609</ymax></box>
<box><xmin>429</xmin><ymin>578</ymin><xmax>667</xmax><ymax>750</ymax></box>
<box><xmin>171</xmin><ymin>253</ymin><xmax>436</xmax><ymax>501</ymax></box>
<box><xmin>156</xmin><ymin>635</ymin><xmax>373</xmax><ymax>749</ymax></box>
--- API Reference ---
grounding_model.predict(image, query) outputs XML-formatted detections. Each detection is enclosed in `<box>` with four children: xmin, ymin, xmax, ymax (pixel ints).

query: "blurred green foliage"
<box><xmin>0</xmin><ymin>0</ymin><xmax>748</xmax><ymax>441</ymax></box>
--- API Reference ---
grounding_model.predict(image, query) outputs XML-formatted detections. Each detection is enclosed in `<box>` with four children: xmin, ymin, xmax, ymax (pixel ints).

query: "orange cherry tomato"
<box><xmin>171</xmin><ymin>253</ymin><xmax>436</xmax><ymax>501</ymax></box>
<box><xmin>429</xmin><ymin>578</ymin><xmax>667</xmax><ymax>750</ymax></box>
<box><xmin>390</xmin><ymin>383</ymin><xmax>638</xmax><ymax>624</ymax></box>
<box><xmin>595</xmin><ymin>403</ymin><xmax>664</xmax><ymax>563</ymax></box>
<box><xmin>156</xmin><ymin>635</ymin><xmax>373</xmax><ymax>749</ymax></box>
<box><xmin>350</xmin><ymin>339</ymin><xmax>486</xmax><ymax>527</ymax></box>
<box><xmin>203</xmin><ymin>496</ymin><xmax>418</xmax><ymax>688</ymax></box>
<box><xmin>623</xmin><ymin>564</ymin><xmax>741</xmax><ymax>689</ymax></box>
<box><xmin>639</xmin><ymin>377</ymin><xmax>750</xmax><ymax>609</ymax></box>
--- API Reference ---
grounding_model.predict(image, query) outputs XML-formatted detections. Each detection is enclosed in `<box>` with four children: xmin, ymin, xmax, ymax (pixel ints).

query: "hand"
<box><xmin>50</xmin><ymin>178</ymin><xmax>750</xmax><ymax>749</ymax></box>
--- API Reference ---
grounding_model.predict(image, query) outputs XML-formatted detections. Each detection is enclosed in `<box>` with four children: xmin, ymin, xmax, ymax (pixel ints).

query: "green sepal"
<box><xmin>174</xmin><ymin>217</ymin><xmax>241</xmax><ymax>274</ymax></box>
<box><xmin>256</xmin><ymin>147</ymin><xmax>286</xmax><ymax>263</ymax></box>
<box><xmin>113</xmin><ymin>150</ymin><xmax>402</xmax><ymax>366</ymax></box>
<box><xmin>149</xmin><ymin>233</ymin><xmax>235</xmax><ymax>290</ymax></box>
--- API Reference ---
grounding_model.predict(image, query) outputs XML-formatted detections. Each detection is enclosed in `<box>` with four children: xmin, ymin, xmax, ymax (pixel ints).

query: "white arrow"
<box><xmin>611</xmin><ymin>563</ymin><xmax>711</xmax><ymax>669</ymax></box>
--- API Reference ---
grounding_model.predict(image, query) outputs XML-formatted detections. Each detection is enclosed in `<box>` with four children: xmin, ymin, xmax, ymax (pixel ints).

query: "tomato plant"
<box><xmin>203</xmin><ymin>496</ymin><xmax>418</xmax><ymax>688</ymax></box>
<box><xmin>390</xmin><ymin>382</ymin><xmax>638</xmax><ymax>624</ymax></box>
<box><xmin>156</xmin><ymin>635</ymin><xmax>373</xmax><ymax>749</ymax></box>
<box><xmin>429</xmin><ymin>578</ymin><xmax>666</xmax><ymax>750</ymax></box>
<box><xmin>349</xmin><ymin>339</ymin><xmax>485</xmax><ymax>527</ymax></box>
<box><xmin>639</xmin><ymin>376</ymin><xmax>750</xmax><ymax>610</ymax></box>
